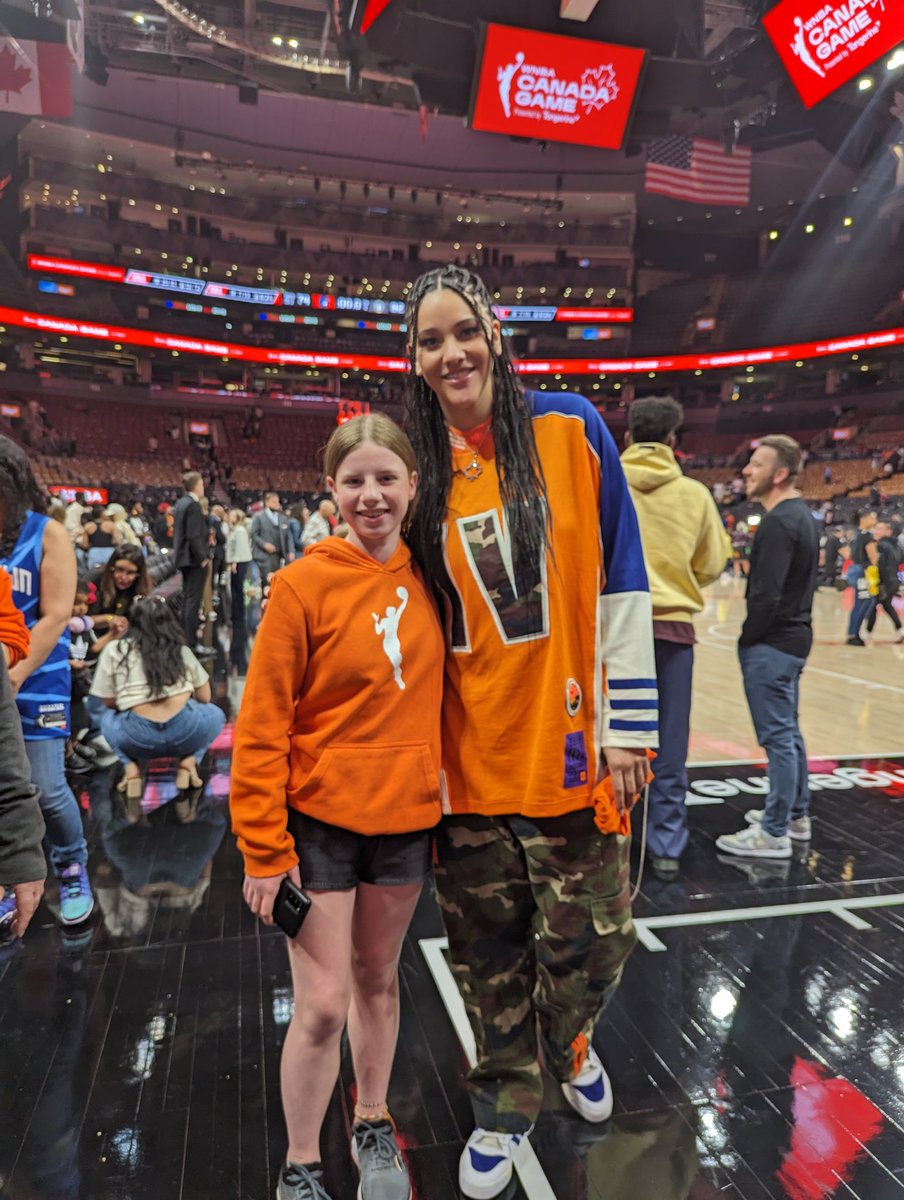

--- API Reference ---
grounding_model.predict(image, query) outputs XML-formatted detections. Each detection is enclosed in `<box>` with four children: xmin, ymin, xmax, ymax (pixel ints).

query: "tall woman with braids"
<box><xmin>404</xmin><ymin>266</ymin><xmax>658</xmax><ymax>1198</ymax></box>
<box><xmin>0</xmin><ymin>436</ymin><xmax>94</xmax><ymax>927</ymax></box>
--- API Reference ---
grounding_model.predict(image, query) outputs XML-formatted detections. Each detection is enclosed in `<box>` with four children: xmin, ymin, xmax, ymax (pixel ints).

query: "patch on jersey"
<box><xmin>563</xmin><ymin>731</ymin><xmax>588</xmax><ymax>789</ymax></box>
<box><xmin>35</xmin><ymin>703</ymin><xmax>67</xmax><ymax>730</ymax></box>
<box><xmin>565</xmin><ymin>677</ymin><xmax>583</xmax><ymax>717</ymax></box>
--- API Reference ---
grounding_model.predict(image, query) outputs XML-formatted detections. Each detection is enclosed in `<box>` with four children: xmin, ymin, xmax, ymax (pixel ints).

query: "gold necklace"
<box><xmin>454</xmin><ymin>423</ymin><xmax>493</xmax><ymax>482</ymax></box>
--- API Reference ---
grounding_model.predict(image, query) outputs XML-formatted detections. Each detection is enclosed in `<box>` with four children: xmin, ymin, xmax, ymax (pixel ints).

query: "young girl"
<box><xmin>403</xmin><ymin>265</ymin><xmax>657</xmax><ymax>1199</ymax></box>
<box><xmin>230</xmin><ymin>414</ymin><xmax>444</xmax><ymax>1200</ymax></box>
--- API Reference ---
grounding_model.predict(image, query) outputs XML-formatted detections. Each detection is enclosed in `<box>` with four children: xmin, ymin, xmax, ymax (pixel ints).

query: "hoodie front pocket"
<box><xmin>301</xmin><ymin>742</ymin><xmax>441</xmax><ymax>832</ymax></box>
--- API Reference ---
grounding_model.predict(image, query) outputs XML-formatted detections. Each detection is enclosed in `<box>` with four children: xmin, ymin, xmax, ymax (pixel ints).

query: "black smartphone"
<box><xmin>272</xmin><ymin>878</ymin><xmax>312</xmax><ymax>938</ymax></box>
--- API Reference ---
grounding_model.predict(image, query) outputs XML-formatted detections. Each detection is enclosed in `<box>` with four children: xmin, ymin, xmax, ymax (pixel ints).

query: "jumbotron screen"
<box><xmin>762</xmin><ymin>0</ymin><xmax>904</xmax><ymax>109</ymax></box>
<box><xmin>469</xmin><ymin>24</ymin><xmax>646</xmax><ymax>151</ymax></box>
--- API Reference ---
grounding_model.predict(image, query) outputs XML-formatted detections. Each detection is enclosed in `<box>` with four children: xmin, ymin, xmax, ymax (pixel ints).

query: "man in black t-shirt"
<box><xmin>716</xmin><ymin>436</ymin><xmax>819</xmax><ymax>860</ymax></box>
<box><xmin>846</xmin><ymin>509</ymin><xmax>878</xmax><ymax>646</ymax></box>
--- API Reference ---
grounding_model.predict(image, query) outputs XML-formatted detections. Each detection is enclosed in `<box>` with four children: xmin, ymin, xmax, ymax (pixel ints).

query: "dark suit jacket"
<box><xmin>173</xmin><ymin>494</ymin><xmax>208</xmax><ymax>569</ymax></box>
<box><xmin>250</xmin><ymin>510</ymin><xmax>294</xmax><ymax>574</ymax></box>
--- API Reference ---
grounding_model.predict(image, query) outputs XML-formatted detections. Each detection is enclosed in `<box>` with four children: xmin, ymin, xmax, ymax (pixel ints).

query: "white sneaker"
<box><xmin>561</xmin><ymin>1042</ymin><xmax>613</xmax><ymax>1123</ymax></box>
<box><xmin>716</xmin><ymin>824</ymin><xmax>792</xmax><ymax>859</ymax></box>
<box><xmin>458</xmin><ymin>1128</ymin><xmax>526</xmax><ymax>1200</ymax></box>
<box><xmin>744</xmin><ymin>809</ymin><xmax>811</xmax><ymax>841</ymax></box>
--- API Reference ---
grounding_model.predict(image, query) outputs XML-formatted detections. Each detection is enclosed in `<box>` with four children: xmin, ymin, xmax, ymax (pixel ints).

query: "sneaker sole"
<box><xmin>560</xmin><ymin>1080</ymin><xmax>613</xmax><ymax>1123</ymax></box>
<box><xmin>60</xmin><ymin>897</ymin><xmax>95</xmax><ymax>926</ymax></box>
<box><xmin>743</xmin><ymin>813</ymin><xmax>811</xmax><ymax>841</ymax></box>
<box><xmin>715</xmin><ymin>841</ymin><xmax>792</xmax><ymax>859</ymax></box>
<box><xmin>459</xmin><ymin>1167</ymin><xmax>513</xmax><ymax>1200</ymax></box>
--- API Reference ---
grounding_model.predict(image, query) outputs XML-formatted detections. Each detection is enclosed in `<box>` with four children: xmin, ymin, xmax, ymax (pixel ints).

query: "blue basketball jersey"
<box><xmin>0</xmin><ymin>510</ymin><xmax>71</xmax><ymax>739</ymax></box>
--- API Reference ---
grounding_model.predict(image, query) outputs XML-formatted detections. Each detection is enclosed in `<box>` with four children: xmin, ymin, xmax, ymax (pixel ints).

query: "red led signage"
<box><xmin>27</xmin><ymin>254</ymin><xmax>126</xmax><ymax>283</ymax></box>
<box><xmin>469</xmin><ymin>23</ymin><xmax>646</xmax><ymax>151</ymax></box>
<box><xmin>762</xmin><ymin>0</ymin><xmax>904</xmax><ymax>109</ymax></box>
<box><xmin>355</xmin><ymin>0</ymin><xmax>396</xmax><ymax>34</ymax></box>
<box><xmin>3</xmin><ymin>303</ymin><xmax>904</xmax><ymax>376</ymax></box>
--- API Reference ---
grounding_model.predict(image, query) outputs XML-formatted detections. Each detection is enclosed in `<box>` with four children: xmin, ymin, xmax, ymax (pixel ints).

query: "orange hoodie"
<box><xmin>0</xmin><ymin>567</ymin><xmax>30</xmax><ymax>667</ymax></box>
<box><xmin>231</xmin><ymin>538</ymin><xmax>445</xmax><ymax>877</ymax></box>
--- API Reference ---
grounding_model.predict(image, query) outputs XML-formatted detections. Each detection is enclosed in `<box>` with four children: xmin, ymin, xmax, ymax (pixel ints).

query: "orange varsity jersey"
<box><xmin>439</xmin><ymin>391</ymin><xmax>658</xmax><ymax>818</ymax></box>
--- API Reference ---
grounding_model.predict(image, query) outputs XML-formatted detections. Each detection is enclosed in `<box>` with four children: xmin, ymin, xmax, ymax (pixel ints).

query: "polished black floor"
<box><xmin>2</xmin><ymin>669</ymin><xmax>904</xmax><ymax>1199</ymax></box>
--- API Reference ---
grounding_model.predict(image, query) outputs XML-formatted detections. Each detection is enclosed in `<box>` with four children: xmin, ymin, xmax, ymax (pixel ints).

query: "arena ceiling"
<box><xmin>2</xmin><ymin>0</ymin><xmax>902</xmax><ymax>235</ymax></box>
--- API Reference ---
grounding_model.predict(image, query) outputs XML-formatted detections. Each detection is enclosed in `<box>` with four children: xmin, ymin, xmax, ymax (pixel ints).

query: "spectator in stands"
<box><xmin>153</xmin><ymin>502</ymin><xmax>173</xmax><ymax>551</ymax></box>
<box><xmin>716</xmin><ymin>436</ymin><xmax>818</xmax><ymax>860</ymax></box>
<box><xmin>730</xmin><ymin>474</ymin><xmax>744</xmax><ymax>504</ymax></box>
<box><xmin>0</xmin><ymin>574</ymin><xmax>46</xmax><ymax>941</ymax></box>
<box><xmin>173</xmin><ymin>471</ymin><xmax>211</xmax><ymax>654</ymax></box>
<box><xmin>129</xmin><ymin>502</ymin><xmax>149</xmax><ymax>541</ymax></box>
<box><xmin>865</xmin><ymin>520</ymin><xmax>903</xmax><ymax>641</ymax></box>
<box><xmin>78</xmin><ymin>506</ymin><xmax>121</xmax><ymax>571</ymax></box>
<box><xmin>287</xmin><ymin>502</ymin><xmax>309</xmax><ymax>555</ymax></box>
<box><xmin>251</xmin><ymin>492</ymin><xmax>295</xmax><ymax>580</ymax></box>
<box><xmin>846</xmin><ymin>509</ymin><xmax>879</xmax><ymax>646</ymax></box>
<box><xmin>89</xmin><ymin>596</ymin><xmax>225</xmax><ymax>823</ymax></box>
<box><xmin>104</xmin><ymin>503</ymin><xmax>141</xmax><ymax>548</ymax></box>
<box><xmin>621</xmin><ymin>396</ymin><xmax>731</xmax><ymax>880</ymax></box>
<box><xmin>301</xmin><ymin>498</ymin><xmax>336</xmax><ymax>548</ymax></box>
<box><xmin>88</xmin><ymin>545</ymin><xmax>152</xmax><ymax>663</ymax></box>
<box><xmin>0</xmin><ymin>436</ymin><xmax>93</xmax><ymax>926</ymax></box>
<box><xmin>226</xmin><ymin>509</ymin><xmax>252</xmax><ymax>629</ymax></box>
<box><xmin>64</xmin><ymin>492</ymin><xmax>87</xmax><ymax>542</ymax></box>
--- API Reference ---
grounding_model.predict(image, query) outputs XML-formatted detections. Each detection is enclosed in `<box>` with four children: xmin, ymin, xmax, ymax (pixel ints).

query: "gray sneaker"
<box><xmin>716</xmin><ymin>824</ymin><xmax>792</xmax><ymax>859</ymax></box>
<box><xmin>744</xmin><ymin>809</ymin><xmax>812</xmax><ymax>842</ymax></box>
<box><xmin>277</xmin><ymin>1162</ymin><xmax>333</xmax><ymax>1200</ymax></box>
<box><xmin>351</xmin><ymin>1120</ymin><xmax>411</xmax><ymax>1200</ymax></box>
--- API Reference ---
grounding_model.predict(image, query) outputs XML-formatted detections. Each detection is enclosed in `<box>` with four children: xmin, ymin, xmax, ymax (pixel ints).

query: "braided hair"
<box><xmin>0</xmin><ymin>436</ymin><xmax>48</xmax><ymax>558</ymax></box>
<box><xmin>403</xmin><ymin>265</ymin><xmax>548</xmax><ymax>593</ymax></box>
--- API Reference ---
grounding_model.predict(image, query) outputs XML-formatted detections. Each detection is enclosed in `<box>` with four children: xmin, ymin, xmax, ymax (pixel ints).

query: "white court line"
<box><xmin>688</xmin><ymin>751</ymin><xmax>904</xmax><ymax>769</ymax></box>
<box><xmin>419</xmin><ymin>937</ymin><xmax>558</xmax><ymax>1200</ymax></box>
<box><xmin>633</xmin><ymin>892</ymin><xmax>904</xmax><ymax>952</ymax></box>
<box><xmin>701</xmin><ymin>624</ymin><xmax>904</xmax><ymax>696</ymax></box>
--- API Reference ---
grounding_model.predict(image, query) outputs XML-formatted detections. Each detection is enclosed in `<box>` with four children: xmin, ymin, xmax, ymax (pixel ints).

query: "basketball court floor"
<box><xmin>1</xmin><ymin>581</ymin><xmax>902</xmax><ymax>1200</ymax></box>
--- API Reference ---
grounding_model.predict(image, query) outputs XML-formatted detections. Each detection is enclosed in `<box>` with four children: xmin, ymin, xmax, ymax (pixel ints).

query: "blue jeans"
<box><xmin>648</xmin><ymin>639</ymin><xmax>693</xmax><ymax>860</ymax></box>
<box><xmin>24</xmin><ymin>739</ymin><xmax>89</xmax><ymax>874</ymax></box>
<box><xmin>738</xmin><ymin>643</ymin><xmax>809</xmax><ymax>837</ymax></box>
<box><xmin>99</xmin><ymin>699</ymin><xmax>225</xmax><ymax>768</ymax></box>
<box><xmin>846</xmin><ymin>564</ymin><xmax>871</xmax><ymax>637</ymax></box>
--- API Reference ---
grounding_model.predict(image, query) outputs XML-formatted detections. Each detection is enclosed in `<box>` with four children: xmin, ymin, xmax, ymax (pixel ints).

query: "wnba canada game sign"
<box><xmin>763</xmin><ymin>0</ymin><xmax>904</xmax><ymax>108</ymax></box>
<box><xmin>469</xmin><ymin>24</ymin><xmax>646</xmax><ymax>151</ymax></box>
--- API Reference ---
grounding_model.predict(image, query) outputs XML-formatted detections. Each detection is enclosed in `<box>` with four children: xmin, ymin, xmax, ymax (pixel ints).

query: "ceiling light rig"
<box><xmin>151</xmin><ymin>0</ymin><xmax>409</xmax><ymax>87</ymax></box>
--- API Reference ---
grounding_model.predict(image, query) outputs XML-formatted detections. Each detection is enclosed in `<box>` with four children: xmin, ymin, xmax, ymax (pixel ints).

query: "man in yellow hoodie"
<box><xmin>622</xmin><ymin>396</ymin><xmax>731</xmax><ymax>878</ymax></box>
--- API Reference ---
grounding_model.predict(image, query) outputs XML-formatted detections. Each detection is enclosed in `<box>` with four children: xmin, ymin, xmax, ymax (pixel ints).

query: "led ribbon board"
<box><xmin>3</xmin><ymin>303</ymin><xmax>904</xmax><ymax>374</ymax></box>
<box><xmin>762</xmin><ymin>0</ymin><xmax>904</xmax><ymax>109</ymax></box>
<box><xmin>469</xmin><ymin>23</ymin><xmax>646</xmax><ymax>151</ymax></box>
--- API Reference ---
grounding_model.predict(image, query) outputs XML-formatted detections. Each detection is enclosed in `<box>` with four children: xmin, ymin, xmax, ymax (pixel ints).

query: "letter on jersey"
<box><xmin>448</xmin><ymin>509</ymin><xmax>549</xmax><ymax>649</ymax></box>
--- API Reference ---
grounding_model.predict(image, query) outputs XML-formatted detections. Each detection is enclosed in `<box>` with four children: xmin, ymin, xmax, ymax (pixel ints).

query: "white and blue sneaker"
<box><xmin>561</xmin><ymin>1038</ymin><xmax>614</xmax><ymax>1123</ymax></box>
<box><xmin>58</xmin><ymin>863</ymin><xmax>94</xmax><ymax>926</ymax></box>
<box><xmin>458</xmin><ymin>1128</ymin><xmax>527</xmax><ymax>1200</ymax></box>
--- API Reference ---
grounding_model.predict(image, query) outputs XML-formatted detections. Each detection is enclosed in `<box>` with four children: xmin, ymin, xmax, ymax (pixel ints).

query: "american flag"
<box><xmin>645</xmin><ymin>136</ymin><xmax>752</xmax><ymax>206</ymax></box>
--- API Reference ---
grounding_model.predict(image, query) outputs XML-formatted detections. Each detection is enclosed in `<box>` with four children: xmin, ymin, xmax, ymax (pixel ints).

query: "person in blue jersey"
<box><xmin>0</xmin><ymin>437</ymin><xmax>93</xmax><ymax>926</ymax></box>
<box><xmin>403</xmin><ymin>266</ymin><xmax>658</xmax><ymax>1200</ymax></box>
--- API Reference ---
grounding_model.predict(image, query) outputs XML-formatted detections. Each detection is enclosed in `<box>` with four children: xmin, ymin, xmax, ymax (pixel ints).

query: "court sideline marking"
<box><xmin>701</xmin><ymin>624</ymin><xmax>904</xmax><ymax>696</ymax></box>
<box><xmin>419</xmin><ymin>937</ymin><xmax>557</xmax><ymax>1200</ymax></box>
<box><xmin>634</xmin><ymin>892</ymin><xmax>904</xmax><ymax>952</ymax></box>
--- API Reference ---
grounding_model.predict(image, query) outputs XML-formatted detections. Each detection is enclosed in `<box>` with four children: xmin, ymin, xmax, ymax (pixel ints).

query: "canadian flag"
<box><xmin>0</xmin><ymin>38</ymin><xmax>72</xmax><ymax>117</ymax></box>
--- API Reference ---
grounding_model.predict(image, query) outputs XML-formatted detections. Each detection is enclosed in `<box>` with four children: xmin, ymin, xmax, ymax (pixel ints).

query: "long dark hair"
<box><xmin>119</xmin><ymin>596</ymin><xmax>189</xmax><ymax>697</ymax></box>
<box><xmin>403</xmin><ymin>265</ymin><xmax>548</xmax><ymax>591</ymax></box>
<box><xmin>98</xmin><ymin>544</ymin><xmax>151</xmax><ymax>612</ymax></box>
<box><xmin>0</xmin><ymin>436</ymin><xmax>48</xmax><ymax>557</ymax></box>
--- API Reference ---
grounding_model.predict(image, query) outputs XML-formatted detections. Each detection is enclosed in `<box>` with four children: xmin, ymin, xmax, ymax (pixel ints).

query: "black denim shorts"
<box><xmin>286</xmin><ymin>808</ymin><xmax>432</xmax><ymax>891</ymax></box>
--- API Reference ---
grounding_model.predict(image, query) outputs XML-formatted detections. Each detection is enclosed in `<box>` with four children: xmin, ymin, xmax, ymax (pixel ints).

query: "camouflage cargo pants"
<box><xmin>434</xmin><ymin>807</ymin><xmax>636</xmax><ymax>1133</ymax></box>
